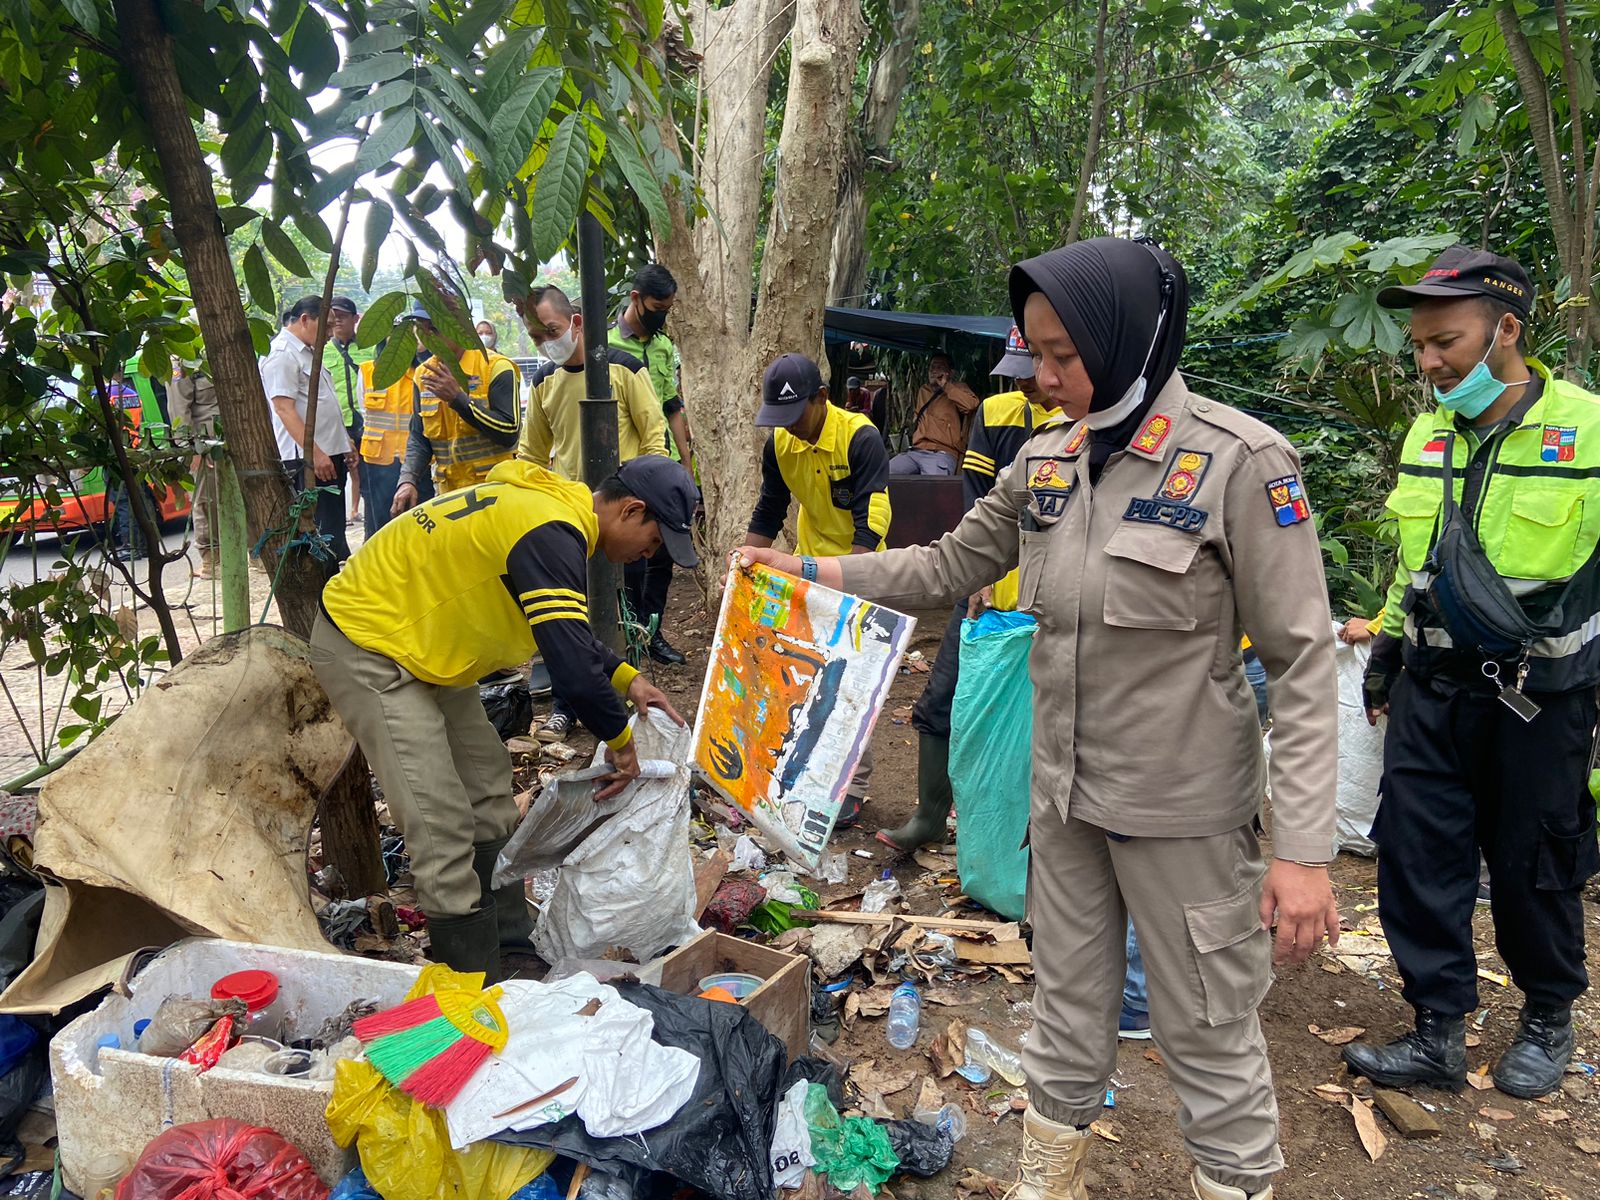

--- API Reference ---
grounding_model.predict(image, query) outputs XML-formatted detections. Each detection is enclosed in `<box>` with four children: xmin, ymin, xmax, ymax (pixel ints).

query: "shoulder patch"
<box><xmin>1063</xmin><ymin>423</ymin><xmax>1089</xmax><ymax>456</ymax></box>
<box><xmin>528</xmin><ymin>359</ymin><xmax>561</xmax><ymax>389</ymax></box>
<box><xmin>1265</xmin><ymin>475</ymin><xmax>1312</xmax><ymax>526</ymax></box>
<box><xmin>1189</xmin><ymin>397</ymin><xmax>1282</xmax><ymax>453</ymax></box>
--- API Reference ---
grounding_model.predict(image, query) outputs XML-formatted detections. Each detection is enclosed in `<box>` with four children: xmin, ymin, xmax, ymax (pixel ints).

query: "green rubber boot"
<box><xmin>877</xmin><ymin>733</ymin><xmax>955</xmax><ymax>851</ymax></box>
<box><xmin>472</xmin><ymin>839</ymin><xmax>534</xmax><ymax>951</ymax></box>
<box><xmin>426</xmin><ymin>904</ymin><xmax>501</xmax><ymax>981</ymax></box>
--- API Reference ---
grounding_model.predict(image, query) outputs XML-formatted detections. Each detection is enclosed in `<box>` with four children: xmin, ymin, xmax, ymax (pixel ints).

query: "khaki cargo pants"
<box><xmin>309</xmin><ymin>610</ymin><xmax>518</xmax><ymax>919</ymax></box>
<box><xmin>1023</xmin><ymin>811</ymin><xmax>1282</xmax><ymax>1192</ymax></box>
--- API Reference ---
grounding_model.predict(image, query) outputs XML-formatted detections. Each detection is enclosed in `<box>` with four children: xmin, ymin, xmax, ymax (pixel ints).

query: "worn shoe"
<box><xmin>195</xmin><ymin>554</ymin><xmax>216</xmax><ymax>580</ymax></box>
<box><xmin>1341</xmin><ymin>1008</ymin><xmax>1466</xmax><ymax>1090</ymax></box>
<box><xmin>1493</xmin><ymin>1005</ymin><xmax>1573</xmax><ymax>1099</ymax></box>
<box><xmin>1117</xmin><ymin>1003</ymin><xmax>1152</xmax><ymax>1041</ymax></box>
<box><xmin>537</xmin><ymin>711</ymin><xmax>573</xmax><ymax>743</ymax></box>
<box><xmin>835</xmin><ymin>791</ymin><xmax>866</xmax><ymax>830</ymax></box>
<box><xmin>425</xmin><ymin>904</ymin><xmax>502</xmax><ymax>982</ymax></box>
<box><xmin>1191</xmin><ymin>1166</ymin><xmax>1274</xmax><ymax>1200</ymax></box>
<box><xmin>877</xmin><ymin>733</ymin><xmax>954</xmax><ymax>850</ymax></box>
<box><xmin>1002</xmin><ymin>1109</ymin><xmax>1090</xmax><ymax>1200</ymax></box>
<box><xmin>648</xmin><ymin>634</ymin><xmax>687</xmax><ymax>666</ymax></box>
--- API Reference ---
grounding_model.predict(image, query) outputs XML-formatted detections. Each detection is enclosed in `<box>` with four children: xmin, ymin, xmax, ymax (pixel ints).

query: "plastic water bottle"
<box><xmin>963</xmin><ymin>1027</ymin><xmax>1026</xmax><ymax>1086</ymax></box>
<box><xmin>885</xmin><ymin>982</ymin><xmax>922</xmax><ymax>1049</ymax></box>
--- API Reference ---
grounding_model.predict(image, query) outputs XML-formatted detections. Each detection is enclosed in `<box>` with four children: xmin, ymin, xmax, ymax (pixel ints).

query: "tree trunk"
<box><xmin>1065</xmin><ymin>0</ymin><xmax>1111</xmax><ymax>244</ymax></box>
<box><xmin>1495</xmin><ymin>7</ymin><xmax>1574</xmax><ymax>279</ymax></box>
<box><xmin>1552</xmin><ymin>0</ymin><xmax>1597</xmax><ymax>370</ymax></box>
<box><xmin>827</xmin><ymin>0</ymin><xmax>921</xmax><ymax>307</ymax></box>
<box><xmin>113</xmin><ymin>0</ymin><xmax>326</xmax><ymax>637</ymax></box>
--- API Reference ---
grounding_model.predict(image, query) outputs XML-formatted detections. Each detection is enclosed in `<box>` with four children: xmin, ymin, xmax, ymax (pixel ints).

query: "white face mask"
<box><xmin>540</xmin><ymin>321</ymin><xmax>578</xmax><ymax>362</ymax></box>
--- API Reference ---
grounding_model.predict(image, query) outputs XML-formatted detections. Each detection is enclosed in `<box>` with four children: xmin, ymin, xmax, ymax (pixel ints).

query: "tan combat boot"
<box><xmin>1191</xmin><ymin>1166</ymin><xmax>1274</xmax><ymax>1200</ymax></box>
<box><xmin>1002</xmin><ymin>1109</ymin><xmax>1090</xmax><ymax>1200</ymax></box>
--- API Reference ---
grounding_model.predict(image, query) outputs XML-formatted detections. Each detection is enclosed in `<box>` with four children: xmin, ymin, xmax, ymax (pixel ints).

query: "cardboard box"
<box><xmin>659</xmin><ymin>931</ymin><xmax>809</xmax><ymax>1059</ymax></box>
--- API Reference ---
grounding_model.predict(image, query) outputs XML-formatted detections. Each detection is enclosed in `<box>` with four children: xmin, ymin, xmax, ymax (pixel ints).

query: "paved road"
<box><xmin>1</xmin><ymin>529</ymin><xmax>197</xmax><ymax>586</ymax></box>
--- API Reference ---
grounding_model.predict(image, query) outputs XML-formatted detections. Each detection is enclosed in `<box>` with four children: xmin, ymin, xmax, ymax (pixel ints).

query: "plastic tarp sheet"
<box><xmin>823</xmin><ymin>308</ymin><xmax>1012</xmax><ymax>354</ymax></box>
<box><xmin>949</xmin><ymin>610</ymin><xmax>1036</xmax><ymax>920</ymax></box>
<box><xmin>1334</xmin><ymin>623</ymin><xmax>1383</xmax><ymax>857</ymax></box>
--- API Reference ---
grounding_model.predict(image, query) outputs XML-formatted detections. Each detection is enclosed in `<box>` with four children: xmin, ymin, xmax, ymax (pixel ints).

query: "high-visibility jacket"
<box><xmin>418</xmin><ymin>348</ymin><xmax>519</xmax><ymax>493</ymax></box>
<box><xmin>1381</xmin><ymin>359</ymin><xmax>1600</xmax><ymax>691</ymax></box>
<box><xmin>358</xmin><ymin>359</ymin><xmax>414</xmax><ymax>466</ymax></box>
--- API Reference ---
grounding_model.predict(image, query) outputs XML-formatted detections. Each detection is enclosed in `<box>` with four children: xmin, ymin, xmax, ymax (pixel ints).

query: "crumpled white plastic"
<box><xmin>444</xmin><ymin>974</ymin><xmax>700</xmax><ymax>1150</ymax></box>
<box><xmin>769</xmin><ymin>1079</ymin><xmax>815</xmax><ymax>1189</ymax></box>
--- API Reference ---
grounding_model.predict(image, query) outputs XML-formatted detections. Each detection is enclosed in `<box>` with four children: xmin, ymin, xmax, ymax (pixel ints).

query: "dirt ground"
<box><xmin>560</xmin><ymin>583</ymin><xmax>1600</xmax><ymax>1200</ymax></box>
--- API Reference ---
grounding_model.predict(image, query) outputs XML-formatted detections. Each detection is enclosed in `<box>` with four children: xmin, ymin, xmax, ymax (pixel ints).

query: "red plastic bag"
<box><xmin>115</xmin><ymin>1119</ymin><xmax>329</xmax><ymax>1200</ymax></box>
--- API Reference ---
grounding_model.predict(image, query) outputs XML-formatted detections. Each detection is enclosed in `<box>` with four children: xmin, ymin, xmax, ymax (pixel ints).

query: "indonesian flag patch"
<box><xmin>1419</xmin><ymin>437</ymin><xmax>1447</xmax><ymax>466</ymax></box>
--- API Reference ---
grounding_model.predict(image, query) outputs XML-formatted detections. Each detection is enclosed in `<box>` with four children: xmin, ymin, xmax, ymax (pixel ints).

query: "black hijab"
<box><xmin>1009</xmin><ymin>237</ymin><xmax>1190</xmax><ymax>480</ymax></box>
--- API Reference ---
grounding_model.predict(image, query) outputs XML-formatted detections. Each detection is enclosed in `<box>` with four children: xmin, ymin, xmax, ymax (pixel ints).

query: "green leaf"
<box><xmin>260</xmin><ymin>220</ymin><xmax>312</xmax><ymax>276</ymax></box>
<box><xmin>639</xmin><ymin>0</ymin><xmax>665</xmax><ymax>39</ymax></box>
<box><xmin>1330</xmin><ymin>288</ymin><xmax>1400</xmax><ymax>353</ymax></box>
<box><xmin>530</xmin><ymin>111</ymin><xmax>589</xmax><ymax>261</ymax></box>
<box><xmin>354</xmin><ymin>108</ymin><xmax>418</xmax><ymax>177</ymax></box>
<box><xmin>1283</xmin><ymin>231</ymin><xmax>1365</xmax><ymax>280</ymax></box>
<box><xmin>445</xmin><ymin>0</ymin><xmax>511</xmax><ymax>56</ymax></box>
<box><xmin>421</xmin><ymin>117</ymin><xmax>470</xmax><ymax>195</ymax></box>
<box><xmin>242</xmin><ymin>244</ymin><xmax>275</xmax><ymax>314</ymax></box>
<box><xmin>490</xmin><ymin>69</ymin><xmax>563</xmax><ymax>180</ymax></box>
<box><xmin>1362</xmin><ymin>234</ymin><xmax>1458</xmax><ymax>274</ymax></box>
<box><xmin>333</xmin><ymin>79</ymin><xmax>417</xmax><ymax>125</ymax></box>
<box><xmin>347</xmin><ymin>26</ymin><xmax>413</xmax><ymax>57</ymax></box>
<box><xmin>414</xmin><ymin>271</ymin><xmax>481</xmax><ymax>350</ymax></box>
<box><xmin>1455</xmin><ymin>90</ymin><xmax>1496</xmax><ymax>157</ymax></box>
<box><xmin>358</xmin><ymin>290</ymin><xmax>408</xmax><ymax>347</ymax></box>
<box><xmin>59</xmin><ymin>0</ymin><xmax>100</xmax><ymax>37</ymax></box>
<box><xmin>292</xmin><ymin>209</ymin><xmax>335</xmax><ymax>254</ymax></box>
<box><xmin>286</xmin><ymin>5</ymin><xmax>338</xmax><ymax>92</ymax></box>
<box><xmin>482</xmin><ymin>27</ymin><xmax>540</xmax><ymax>113</ymax></box>
<box><xmin>371</xmin><ymin>319</ymin><xmax>416</xmax><ymax>388</ymax></box>
<box><xmin>606</xmin><ymin>124</ymin><xmax>670</xmax><ymax>238</ymax></box>
<box><xmin>309</xmin><ymin>163</ymin><xmax>361</xmax><ymax>212</ymax></box>
<box><xmin>361</xmin><ymin>200</ymin><xmax>393</xmax><ymax>291</ymax></box>
<box><xmin>415</xmin><ymin>325</ymin><xmax>470</xmax><ymax>385</ymax></box>
<box><xmin>329</xmin><ymin>52</ymin><xmax>412</xmax><ymax>90</ymax></box>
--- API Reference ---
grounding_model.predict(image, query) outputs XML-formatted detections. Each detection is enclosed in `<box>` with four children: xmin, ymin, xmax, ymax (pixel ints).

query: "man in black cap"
<box><xmin>313</xmin><ymin>453</ymin><xmax>696</xmax><ymax>979</ymax></box>
<box><xmin>746</xmin><ymin>352</ymin><xmax>892</xmax><ymax>826</ymax></box>
<box><xmin>1344</xmin><ymin>246</ymin><xmax>1600</xmax><ymax>1100</ymax></box>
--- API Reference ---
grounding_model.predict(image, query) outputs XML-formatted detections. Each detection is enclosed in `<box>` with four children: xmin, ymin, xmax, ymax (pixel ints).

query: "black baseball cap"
<box><xmin>616</xmin><ymin>456</ymin><xmax>700</xmax><ymax>568</ymax></box>
<box><xmin>1376</xmin><ymin>245</ymin><xmax>1534</xmax><ymax>317</ymax></box>
<box><xmin>757</xmin><ymin>353</ymin><xmax>824</xmax><ymax>427</ymax></box>
<box><xmin>329</xmin><ymin>296</ymin><xmax>359</xmax><ymax>315</ymax></box>
<box><xmin>992</xmin><ymin>324</ymin><xmax>1035</xmax><ymax>379</ymax></box>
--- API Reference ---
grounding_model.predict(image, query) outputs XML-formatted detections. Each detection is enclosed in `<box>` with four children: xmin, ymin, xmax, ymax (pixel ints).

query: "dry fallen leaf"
<box><xmin>928</xmin><ymin>1018</ymin><xmax>969</xmax><ymax>1078</ymax></box>
<box><xmin>1575</xmin><ymin>1137</ymin><xmax>1600</xmax><ymax>1155</ymax></box>
<box><xmin>1143</xmin><ymin>1048</ymin><xmax>1165</xmax><ymax>1068</ymax></box>
<box><xmin>913</xmin><ymin>1077</ymin><xmax>944</xmax><ymax>1115</ymax></box>
<box><xmin>849</xmin><ymin>1061</ymin><xmax>919</xmax><ymax>1098</ymax></box>
<box><xmin>1536</xmin><ymin>1108</ymin><xmax>1570</xmax><ymax>1125</ymax></box>
<box><xmin>1470</xmin><ymin>1122</ymin><xmax>1498</xmax><ymax>1142</ymax></box>
<box><xmin>1089</xmin><ymin>1119</ymin><xmax>1120</xmax><ymax>1143</ymax></box>
<box><xmin>1313</xmin><ymin>1083</ymin><xmax>1352</xmax><ymax>1103</ymax></box>
<box><xmin>956</xmin><ymin>1168</ymin><xmax>1008</xmax><ymax>1198</ymax></box>
<box><xmin>1344</xmin><ymin>1096</ymin><xmax>1387</xmax><ymax>1162</ymax></box>
<box><xmin>1466</xmin><ymin>1067</ymin><xmax>1495</xmax><ymax>1091</ymax></box>
<box><xmin>1309</xmin><ymin>1024</ymin><xmax>1366</xmax><ymax>1046</ymax></box>
<box><xmin>859</xmin><ymin>1090</ymin><xmax>894</xmax><ymax>1119</ymax></box>
<box><xmin>854</xmin><ymin>984</ymin><xmax>897</xmax><ymax>1019</ymax></box>
<box><xmin>1478</xmin><ymin>1106</ymin><xmax>1517</xmax><ymax>1122</ymax></box>
<box><xmin>1466</xmin><ymin>1032</ymin><xmax>1483</xmax><ymax>1048</ymax></box>
<box><xmin>924</xmin><ymin>986</ymin><xmax>980</xmax><ymax>1008</ymax></box>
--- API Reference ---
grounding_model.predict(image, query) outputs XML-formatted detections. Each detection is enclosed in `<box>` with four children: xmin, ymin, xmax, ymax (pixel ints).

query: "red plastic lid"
<box><xmin>210</xmin><ymin>969</ymin><xmax>279</xmax><ymax>1012</ymax></box>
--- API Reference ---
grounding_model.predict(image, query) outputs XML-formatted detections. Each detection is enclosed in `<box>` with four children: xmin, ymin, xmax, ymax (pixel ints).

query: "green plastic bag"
<box><xmin>803</xmin><ymin>1083</ymin><xmax>899</xmax><ymax>1194</ymax></box>
<box><xmin>949</xmin><ymin>609</ymin><xmax>1036</xmax><ymax>921</ymax></box>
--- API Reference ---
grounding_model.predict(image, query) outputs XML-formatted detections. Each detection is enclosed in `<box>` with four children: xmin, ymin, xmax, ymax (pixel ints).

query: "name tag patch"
<box><xmin>1124</xmin><ymin>497</ymin><xmax>1207</xmax><ymax>532</ymax></box>
<box><xmin>1025</xmin><ymin>456</ymin><xmax>1074</xmax><ymax>519</ymax></box>
<box><xmin>830</xmin><ymin>482</ymin><xmax>853</xmax><ymax>508</ymax></box>
<box><xmin>1266</xmin><ymin>475</ymin><xmax>1311</xmax><ymax>526</ymax></box>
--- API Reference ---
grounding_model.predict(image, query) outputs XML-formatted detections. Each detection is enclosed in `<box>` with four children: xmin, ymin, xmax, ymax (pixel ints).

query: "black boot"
<box><xmin>1493</xmin><ymin>1005</ymin><xmax>1573</xmax><ymax>1099</ymax></box>
<box><xmin>472</xmin><ymin>839</ymin><xmax>534</xmax><ymax>951</ymax></box>
<box><xmin>877</xmin><ymin>734</ymin><xmax>954</xmax><ymax>851</ymax></box>
<box><xmin>426</xmin><ymin>904</ymin><xmax>501</xmax><ymax>981</ymax></box>
<box><xmin>648</xmin><ymin>634</ymin><xmax>687</xmax><ymax>666</ymax></box>
<box><xmin>1342</xmin><ymin>1009</ymin><xmax>1467</xmax><ymax>1090</ymax></box>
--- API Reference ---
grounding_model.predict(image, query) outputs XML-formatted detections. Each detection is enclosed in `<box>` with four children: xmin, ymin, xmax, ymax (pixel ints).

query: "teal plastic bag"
<box><xmin>950</xmin><ymin>608</ymin><xmax>1036</xmax><ymax>921</ymax></box>
<box><xmin>803</xmin><ymin>1083</ymin><xmax>899</xmax><ymax>1194</ymax></box>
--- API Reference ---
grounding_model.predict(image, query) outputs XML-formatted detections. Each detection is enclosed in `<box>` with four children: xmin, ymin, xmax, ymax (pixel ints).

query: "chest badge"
<box><xmin>1025</xmin><ymin>456</ymin><xmax>1074</xmax><ymax>519</ymax></box>
<box><xmin>1542</xmin><ymin>425</ymin><xmax>1577</xmax><ymax>463</ymax></box>
<box><xmin>1159</xmin><ymin>449</ymin><xmax>1212</xmax><ymax>503</ymax></box>
<box><xmin>1419</xmin><ymin>436</ymin><xmax>1447</xmax><ymax>466</ymax></box>
<box><xmin>1266</xmin><ymin>475</ymin><xmax>1312</xmax><ymax>526</ymax></box>
<box><xmin>1133</xmin><ymin>414</ymin><xmax>1172</xmax><ymax>455</ymax></box>
<box><xmin>1063</xmin><ymin>424</ymin><xmax>1089</xmax><ymax>456</ymax></box>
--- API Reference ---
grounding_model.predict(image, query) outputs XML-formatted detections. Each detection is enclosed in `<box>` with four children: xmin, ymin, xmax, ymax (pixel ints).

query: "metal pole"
<box><xmin>577</xmin><ymin>202</ymin><xmax>624</xmax><ymax>654</ymax></box>
<box><xmin>216</xmin><ymin>455</ymin><xmax>250</xmax><ymax>632</ymax></box>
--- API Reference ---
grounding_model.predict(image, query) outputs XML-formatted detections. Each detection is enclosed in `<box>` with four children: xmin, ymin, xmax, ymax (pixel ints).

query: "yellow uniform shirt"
<box><xmin>748</xmin><ymin>402</ymin><xmax>892</xmax><ymax>556</ymax></box>
<box><xmin>322</xmin><ymin>459</ymin><xmax>639</xmax><ymax>748</ymax></box>
<box><xmin>517</xmin><ymin>348</ymin><xmax>667</xmax><ymax>480</ymax></box>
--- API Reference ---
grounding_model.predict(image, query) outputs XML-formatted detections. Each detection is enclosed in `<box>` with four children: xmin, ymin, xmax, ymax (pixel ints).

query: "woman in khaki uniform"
<box><xmin>741</xmin><ymin>238</ymin><xmax>1341</xmax><ymax>1200</ymax></box>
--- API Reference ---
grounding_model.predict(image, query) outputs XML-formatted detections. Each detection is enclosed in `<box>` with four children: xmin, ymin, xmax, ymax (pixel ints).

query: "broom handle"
<box><xmin>566</xmin><ymin>1163</ymin><xmax>590</xmax><ymax>1200</ymax></box>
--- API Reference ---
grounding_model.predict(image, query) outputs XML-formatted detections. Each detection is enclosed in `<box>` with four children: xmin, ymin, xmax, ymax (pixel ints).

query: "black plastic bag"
<box><xmin>480</xmin><ymin>681</ymin><xmax>533</xmax><ymax>740</ymax></box>
<box><xmin>492</xmin><ymin>980</ymin><xmax>787</xmax><ymax>1200</ymax></box>
<box><xmin>882</xmin><ymin>1118</ymin><xmax>953</xmax><ymax>1177</ymax></box>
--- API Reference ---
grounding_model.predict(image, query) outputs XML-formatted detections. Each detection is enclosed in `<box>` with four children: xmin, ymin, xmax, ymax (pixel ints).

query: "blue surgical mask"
<box><xmin>1432</xmin><ymin>323</ymin><xmax>1507</xmax><ymax>418</ymax></box>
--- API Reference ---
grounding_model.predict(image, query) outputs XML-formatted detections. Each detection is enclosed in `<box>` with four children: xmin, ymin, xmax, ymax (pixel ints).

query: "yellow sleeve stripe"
<box><xmin>606</xmin><ymin>722</ymin><xmax>634</xmax><ymax>752</ymax></box>
<box><xmin>611</xmin><ymin>661</ymin><xmax>640</xmax><ymax>693</ymax></box>
<box><xmin>520</xmin><ymin>587</ymin><xmax>586</xmax><ymax>604</ymax></box>
<box><xmin>524</xmin><ymin>596</ymin><xmax>588</xmax><ymax>616</ymax></box>
<box><xmin>963</xmin><ymin>453</ymin><xmax>996</xmax><ymax>474</ymax></box>
<box><xmin>526</xmin><ymin>608</ymin><xmax>588</xmax><ymax>628</ymax></box>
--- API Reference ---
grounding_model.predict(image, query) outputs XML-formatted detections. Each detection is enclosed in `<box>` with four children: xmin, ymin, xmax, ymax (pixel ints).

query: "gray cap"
<box><xmin>757</xmin><ymin>353</ymin><xmax>824</xmax><ymax>427</ymax></box>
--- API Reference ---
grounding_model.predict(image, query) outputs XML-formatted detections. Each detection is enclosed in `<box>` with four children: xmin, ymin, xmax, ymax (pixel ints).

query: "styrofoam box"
<box><xmin>52</xmin><ymin>937</ymin><xmax>421</xmax><ymax>1191</ymax></box>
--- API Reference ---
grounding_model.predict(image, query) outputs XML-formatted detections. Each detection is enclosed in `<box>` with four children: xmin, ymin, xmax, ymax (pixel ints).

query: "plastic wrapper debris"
<box><xmin>492</xmin><ymin>980</ymin><xmax>789</xmax><ymax>1200</ymax></box>
<box><xmin>138</xmin><ymin>996</ymin><xmax>248</xmax><ymax>1057</ymax></box>
<box><xmin>328</xmin><ymin>1166</ymin><xmax>560</xmax><ymax>1200</ymax></box>
<box><xmin>114</xmin><ymin>1118</ymin><xmax>329</xmax><ymax>1200</ymax></box>
<box><xmin>949</xmin><ymin>610</ymin><xmax>1036</xmax><ymax>921</ymax></box>
<box><xmin>702</xmin><ymin>879</ymin><xmax>767</xmax><ymax>934</ymax></box>
<box><xmin>507</xmin><ymin>713</ymin><xmax>700</xmax><ymax>964</ymax></box>
<box><xmin>883</xmin><ymin>1118</ymin><xmax>953</xmax><ymax>1177</ymax></box>
<box><xmin>325</xmin><ymin>1059</ymin><xmax>555</xmax><ymax>1200</ymax></box>
<box><xmin>1333</xmin><ymin>624</ymin><xmax>1382</xmax><ymax>856</ymax></box>
<box><xmin>802</xmin><ymin>1083</ymin><xmax>899</xmax><ymax>1194</ymax></box>
<box><xmin>860</xmin><ymin>877</ymin><xmax>901</xmax><ymax>914</ymax></box>
<box><xmin>480</xmin><ymin>681</ymin><xmax>533</xmax><ymax>741</ymax></box>
<box><xmin>811</xmin><ymin>853</ymin><xmax>850</xmax><ymax>885</ymax></box>
<box><xmin>770</xmin><ymin>1079</ymin><xmax>816</xmax><ymax>1189</ymax></box>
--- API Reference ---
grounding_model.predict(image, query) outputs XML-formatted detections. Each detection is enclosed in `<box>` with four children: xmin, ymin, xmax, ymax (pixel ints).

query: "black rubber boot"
<box><xmin>1341</xmin><ymin>1009</ymin><xmax>1467</xmax><ymax>1091</ymax></box>
<box><xmin>877</xmin><ymin>734</ymin><xmax>955</xmax><ymax>851</ymax></box>
<box><xmin>426</xmin><ymin>904</ymin><xmax>501</xmax><ymax>982</ymax></box>
<box><xmin>1493</xmin><ymin>1005</ymin><xmax>1573</xmax><ymax>1099</ymax></box>
<box><xmin>472</xmin><ymin>840</ymin><xmax>534</xmax><ymax>951</ymax></box>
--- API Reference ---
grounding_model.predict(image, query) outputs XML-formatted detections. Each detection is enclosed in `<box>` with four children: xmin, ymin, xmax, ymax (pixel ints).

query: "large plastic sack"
<box><xmin>525</xmin><ymin>712</ymin><xmax>701</xmax><ymax>963</ymax></box>
<box><xmin>1334</xmin><ymin>624</ymin><xmax>1383</xmax><ymax>857</ymax></box>
<box><xmin>114</xmin><ymin>1119</ymin><xmax>328</xmax><ymax>1200</ymax></box>
<box><xmin>493</xmin><ymin>980</ymin><xmax>789</xmax><ymax>1200</ymax></box>
<box><xmin>949</xmin><ymin>610</ymin><xmax>1037</xmax><ymax>921</ymax></box>
<box><xmin>325</xmin><ymin>1059</ymin><xmax>554</xmax><ymax>1200</ymax></box>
